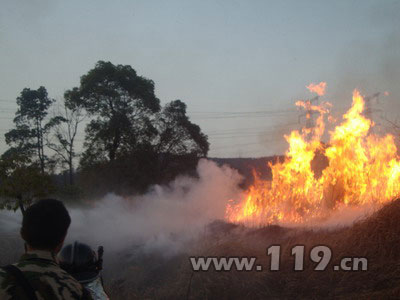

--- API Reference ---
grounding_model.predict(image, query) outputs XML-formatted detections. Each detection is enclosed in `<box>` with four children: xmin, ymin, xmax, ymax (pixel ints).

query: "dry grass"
<box><xmin>2</xmin><ymin>200</ymin><xmax>400</xmax><ymax>299</ymax></box>
<box><xmin>107</xmin><ymin>199</ymin><xmax>400</xmax><ymax>299</ymax></box>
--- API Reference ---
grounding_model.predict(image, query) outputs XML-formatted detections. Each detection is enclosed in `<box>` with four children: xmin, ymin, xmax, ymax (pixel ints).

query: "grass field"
<box><xmin>2</xmin><ymin>200</ymin><xmax>400</xmax><ymax>299</ymax></box>
<box><xmin>106</xmin><ymin>199</ymin><xmax>400</xmax><ymax>299</ymax></box>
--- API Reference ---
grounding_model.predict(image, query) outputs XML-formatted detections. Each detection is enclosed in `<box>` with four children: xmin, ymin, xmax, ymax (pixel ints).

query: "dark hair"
<box><xmin>21</xmin><ymin>199</ymin><xmax>71</xmax><ymax>250</ymax></box>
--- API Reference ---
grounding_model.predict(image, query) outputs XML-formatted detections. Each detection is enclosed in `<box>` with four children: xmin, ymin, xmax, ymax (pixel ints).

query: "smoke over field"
<box><xmin>0</xmin><ymin>157</ymin><xmax>398</xmax><ymax>299</ymax></box>
<box><xmin>67</xmin><ymin>159</ymin><xmax>242</xmax><ymax>255</ymax></box>
<box><xmin>0</xmin><ymin>158</ymin><xmax>374</xmax><ymax>260</ymax></box>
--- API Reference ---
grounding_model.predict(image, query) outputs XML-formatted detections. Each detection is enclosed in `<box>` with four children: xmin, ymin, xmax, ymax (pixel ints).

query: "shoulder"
<box><xmin>0</xmin><ymin>268</ymin><xmax>7</xmax><ymax>281</ymax></box>
<box><xmin>0</xmin><ymin>267</ymin><xmax>13</xmax><ymax>290</ymax></box>
<box><xmin>0</xmin><ymin>266</ymin><xmax>17</xmax><ymax>300</ymax></box>
<box><xmin>10</xmin><ymin>261</ymin><xmax>90</xmax><ymax>299</ymax></box>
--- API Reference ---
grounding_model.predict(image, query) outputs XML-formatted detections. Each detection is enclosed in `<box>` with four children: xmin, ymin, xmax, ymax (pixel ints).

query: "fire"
<box><xmin>226</xmin><ymin>88</ymin><xmax>400</xmax><ymax>226</ymax></box>
<box><xmin>306</xmin><ymin>82</ymin><xmax>327</xmax><ymax>96</ymax></box>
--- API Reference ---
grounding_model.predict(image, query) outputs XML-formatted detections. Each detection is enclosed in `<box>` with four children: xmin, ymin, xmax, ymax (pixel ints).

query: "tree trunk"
<box><xmin>18</xmin><ymin>196</ymin><xmax>26</xmax><ymax>215</ymax></box>
<box><xmin>69</xmin><ymin>160</ymin><xmax>74</xmax><ymax>185</ymax></box>
<box><xmin>109</xmin><ymin>130</ymin><xmax>121</xmax><ymax>161</ymax></box>
<box><xmin>37</xmin><ymin>119</ymin><xmax>45</xmax><ymax>174</ymax></box>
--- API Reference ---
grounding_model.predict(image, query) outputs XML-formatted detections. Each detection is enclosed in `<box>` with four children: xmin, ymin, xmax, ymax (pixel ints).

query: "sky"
<box><xmin>0</xmin><ymin>0</ymin><xmax>399</xmax><ymax>157</ymax></box>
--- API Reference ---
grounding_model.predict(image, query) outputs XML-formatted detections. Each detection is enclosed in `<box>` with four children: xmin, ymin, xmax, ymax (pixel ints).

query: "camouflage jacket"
<box><xmin>0</xmin><ymin>250</ymin><xmax>93</xmax><ymax>300</ymax></box>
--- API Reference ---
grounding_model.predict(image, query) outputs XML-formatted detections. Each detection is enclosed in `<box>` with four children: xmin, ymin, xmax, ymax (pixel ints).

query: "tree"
<box><xmin>155</xmin><ymin>100</ymin><xmax>209</xmax><ymax>157</ymax></box>
<box><xmin>151</xmin><ymin>100</ymin><xmax>209</xmax><ymax>182</ymax></box>
<box><xmin>0</xmin><ymin>148</ymin><xmax>53</xmax><ymax>214</ymax></box>
<box><xmin>47</xmin><ymin>98</ymin><xmax>85</xmax><ymax>185</ymax></box>
<box><xmin>66</xmin><ymin>61</ymin><xmax>210</xmax><ymax>195</ymax></box>
<box><xmin>66</xmin><ymin>61</ymin><xmax>161</xmax><ymax>165</ymax></box>
<box><xmin>5</xmin><ymin>86</ymin><xmax>55</xmax><ymax>173</ymax></box>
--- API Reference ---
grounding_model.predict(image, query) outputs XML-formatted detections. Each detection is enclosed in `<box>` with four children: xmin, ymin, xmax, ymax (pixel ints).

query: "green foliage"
<box><xmin>66</xmin><ymin>61</ymin><xmax>161</xmax><ymax>163</ymax></box>
<box><xmin>0</xmin><ymin>61</ymin><xmax>210</xmax><ymax>202</ymax></box>
<box><xmin>68</xmin><ymin>61</ymin><xmax>209</xmax><ymax>173</ymax></box>
<box><xmin>1</xmin><ymin>86</ymin><xmax>57</xmax><ymax>213</ymax></box>
<box><xmin>54</xmin><ymin>183</ymin><xmax>84</xmax><ymax>205</ymax></box>
<box><xmin>0</xmin><ymin>149</ymin><xmax>54</xmax><ymax>213</ymax></box>
<box><xmin>78</xmin><ymin>146</ymin><xmax>159</xmax><ymax>196</ymax></box>
<box><xmin>46</xmin><ymin>100</ymin><xmax>85</xmax><ymax>185</ymax></box>
<box><xmin>62</xmin><ymin>61</ymin><xmax>210</xmax><ymax>195</ymax></box>
<box><xmin>156</xmin><ymin>100</ymin><xmax>209</xmax><ymax>157</ymax></box>
<box><xmin>5</xmin><ymin>86</ymin><xmax>56</xmax><ymax>173</ymax></box>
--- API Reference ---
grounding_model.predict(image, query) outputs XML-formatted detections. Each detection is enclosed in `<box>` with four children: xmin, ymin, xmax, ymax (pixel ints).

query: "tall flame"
<box><xmin>226</xmin><ymin>89</ymin><xmax>400</xmax><ymax>226</ymax></box>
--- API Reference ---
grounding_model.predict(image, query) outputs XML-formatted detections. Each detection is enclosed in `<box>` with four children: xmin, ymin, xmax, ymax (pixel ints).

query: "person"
<box><xmin>58</xmin><ymin>242</ymin><xmax>109</xmax><ymax>300</ymax></box>
<box><xmin>0</xmin><ymin>199</ymin><xmax>93</xmax><ymax>300</ymax></box>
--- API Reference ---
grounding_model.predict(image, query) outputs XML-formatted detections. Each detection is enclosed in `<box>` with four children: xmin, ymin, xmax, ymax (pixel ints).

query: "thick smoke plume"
<box><xmin>67</xmin><ymin>159</ymin><xmax>242</xmax><ymax>255</ymax></box>
<box><xmin>0</xmin><ymin>160</ymin><xmax>242</xmax><ymax>259</ymax></box>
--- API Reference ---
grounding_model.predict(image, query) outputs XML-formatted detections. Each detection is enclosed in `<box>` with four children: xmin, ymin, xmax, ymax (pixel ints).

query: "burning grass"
<box><xmin>226</xmin><ymin>88</ymin><xmax>400</xmax><ymax>225</ymax></box>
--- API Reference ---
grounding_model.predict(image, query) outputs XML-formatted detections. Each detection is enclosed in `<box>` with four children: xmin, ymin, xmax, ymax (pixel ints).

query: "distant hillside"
<box><xmin>210</xmin><ymin>151</ymin><xmax>329</xmax><ymax>188</ymax></box>
<box><xmin>209</xmin><ymin>156</ymin><xmax>283</xmax><ymax>188</ymax></box>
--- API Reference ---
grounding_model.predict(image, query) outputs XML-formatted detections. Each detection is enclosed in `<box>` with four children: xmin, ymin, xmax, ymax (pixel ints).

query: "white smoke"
<box><xmin>66</xmin><ymin>159</ymin><xmax>243</xmax><ymax>256</ymax></box>
<box><xmin>0</xmin><ymin>158</ymin><xmax>382</xmax><ymax>262</ymax></box>
<box><xmin>288</xmin><ymin>203</ymin><xmax>376</xmax><ymax>230</ymax></box>
<box><xmin>0</xmin><ymin>159</ymin><xmax>243</xmax><ymax>271</ymax></box>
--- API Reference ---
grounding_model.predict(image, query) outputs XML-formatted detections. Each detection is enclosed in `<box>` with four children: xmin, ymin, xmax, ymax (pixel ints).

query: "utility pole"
<box><xmin>296</xmin><ymin>96</ymin><xmax>319</xmax><ymax>142</ymax></box>
<box><xmin>298</xmin><ymin>96</ymin><xmax>319</xmax><ymax>129</ymax></box>
<box><xmin>364</xmin><ymin>92</ymin><xmax>381</xmax><ymax>133</ymax></box>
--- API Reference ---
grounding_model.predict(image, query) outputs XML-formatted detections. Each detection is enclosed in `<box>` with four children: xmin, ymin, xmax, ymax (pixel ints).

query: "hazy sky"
<box><xmin>1</xmin><ymin>0</ymin><xmax>399</xmax><ymax>157</ymax></box>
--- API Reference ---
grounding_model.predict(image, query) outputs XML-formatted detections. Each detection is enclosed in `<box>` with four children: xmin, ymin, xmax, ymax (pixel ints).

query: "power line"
<box><xmin>188</xmin><ymin>108</ymin><xmax>297</xmax><ymax>114</ymax></box>
<box><xmin>207</xmin><ymin>122</ymin><xmax>298</xmax><ymax>135</ymax></box>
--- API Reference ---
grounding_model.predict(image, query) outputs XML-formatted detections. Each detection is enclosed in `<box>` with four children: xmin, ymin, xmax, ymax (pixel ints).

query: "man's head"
<box><xmin>20</xmin><ymin>199</ymin><xmax>71</xmax><ymax>252</ymax></box>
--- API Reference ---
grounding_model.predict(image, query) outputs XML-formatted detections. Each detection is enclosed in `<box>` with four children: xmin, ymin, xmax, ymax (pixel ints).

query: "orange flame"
<box><xmin>306</xmin><ymin>82</ymin><xmax>327</xmax><ymax>96</ymax></box>
<box><xmin>226</xmin><ymin>89</ymin><xmax>400</xmax><ymax>226</ymax></box>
